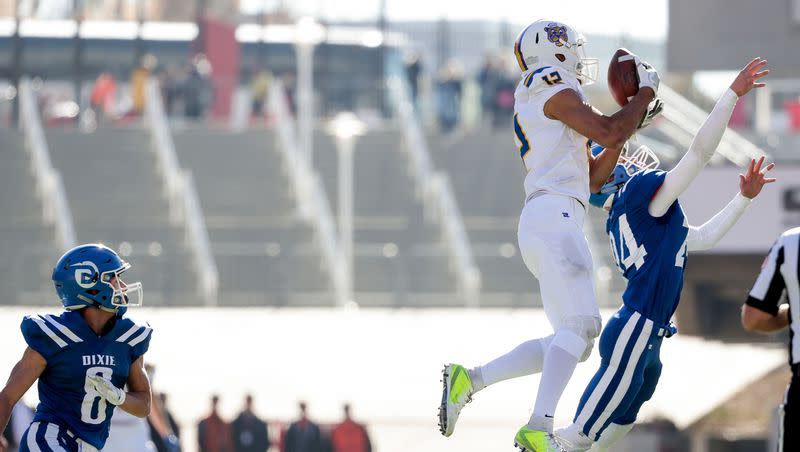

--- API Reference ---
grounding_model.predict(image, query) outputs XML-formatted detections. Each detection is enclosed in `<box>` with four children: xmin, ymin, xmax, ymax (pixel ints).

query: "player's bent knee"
<box><xmin>554</xmin><ymin>316</ymin><xmax>601</xmax><ymax>360</ymax></box>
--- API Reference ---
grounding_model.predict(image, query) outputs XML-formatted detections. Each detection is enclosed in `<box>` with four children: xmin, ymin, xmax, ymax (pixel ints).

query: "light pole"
<box><xmin>327</xmin><ymin>112</ymin><xmax>366</xmax><ymax>306</ymax></box>
<box><xmin>294</xmin><ymin>17</ymin><xmax>324</xmax><ymax>166</ymax></box>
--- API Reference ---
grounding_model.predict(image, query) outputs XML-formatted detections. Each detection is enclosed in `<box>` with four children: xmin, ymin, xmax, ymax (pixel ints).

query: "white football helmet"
<box><xmin>513</xmin><ymin>20</ymin><xmax>599</xmax><ymax>85</ymax></box>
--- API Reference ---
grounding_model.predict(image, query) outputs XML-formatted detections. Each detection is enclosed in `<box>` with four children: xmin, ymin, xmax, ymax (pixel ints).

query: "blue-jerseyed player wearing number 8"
<box><xmin>0</xmin><ymin>244</ymin><xmax>152</xmax><ymax>452</ymax></box>
<box><xmin>556</xmin><ymin>58</ymin><xmax>772</xmax><ymax>452</ymax></box>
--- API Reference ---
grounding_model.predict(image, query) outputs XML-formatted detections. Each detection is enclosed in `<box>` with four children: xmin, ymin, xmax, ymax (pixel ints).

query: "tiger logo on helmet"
<box><xmin>544</xmin><ymin>23</ymin><xmax>568</xmax><ymax>47</ymax></box>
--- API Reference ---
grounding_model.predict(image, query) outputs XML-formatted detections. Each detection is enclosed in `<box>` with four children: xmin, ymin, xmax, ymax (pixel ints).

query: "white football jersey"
<box><xmin>513</xmin><ymin>65</ymin><xmax>591</xmax><ymax>205</ymax></box>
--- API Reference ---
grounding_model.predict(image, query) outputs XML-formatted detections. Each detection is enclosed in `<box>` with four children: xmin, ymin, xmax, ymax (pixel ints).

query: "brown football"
<box><xmin>608</xmin><ymin>48</ymin><xmax>639</xmax><ymax>106</ymax></box>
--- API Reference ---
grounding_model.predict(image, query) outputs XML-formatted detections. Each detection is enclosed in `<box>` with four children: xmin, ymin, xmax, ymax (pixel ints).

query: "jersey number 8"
<box><xmin>81</xmin><ymin>367</ymin><xmax>113</xmax><ymax>424</ymax></box>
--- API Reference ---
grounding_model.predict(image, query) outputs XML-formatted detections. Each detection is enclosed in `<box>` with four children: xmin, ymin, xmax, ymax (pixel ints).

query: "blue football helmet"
<box><xmin>52</xmin><ymin>244</ymin><xmax>143</xmax><ymax>314</ymax></box>
<box><xmin>588</xmin><ymin>142</ymin><xmax>660</xmax><ymax>208</ymax></box>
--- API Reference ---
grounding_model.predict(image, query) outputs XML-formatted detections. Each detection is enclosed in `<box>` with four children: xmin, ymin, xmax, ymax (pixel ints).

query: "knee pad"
<box><xmin>579</xmin><ymin>339</ymin><xmax>595</xmax><ymax>362</ymax></box>
<box><xmin>553</xmin><ymin>316</ymin><xmax>602</xmax><ymax>360</ymax></box>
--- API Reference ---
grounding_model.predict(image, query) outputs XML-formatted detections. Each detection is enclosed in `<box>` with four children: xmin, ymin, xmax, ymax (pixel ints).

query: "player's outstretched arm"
<box><xmin>120</xmin><ymin>356</ymin><xmax>152</xmax><ymax>417</ymax></box>
<box><xmin>0</xmin><ymin>347</ymin><xmax>46</xmax><ymax>433</ymax></box>
<box><xmin>649</xmin><ymin>58</ymin><xmax>768</xmax><ymax>217</ymax></box>
<box><xmin>686</xmin><ymin>157</ymin><xmax>775</xmax><ymax>251</ymax></box>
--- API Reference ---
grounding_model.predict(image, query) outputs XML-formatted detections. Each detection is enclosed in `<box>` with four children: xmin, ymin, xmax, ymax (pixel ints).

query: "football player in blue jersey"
<box><xmin>0</xmin><ymin>244</ymin><xmax>153</xmax><ymax>452</ymax></box>
<box><xmin>554</xmin><ymin>58</ymin><xmax>772</xmax><ymax>451</ymax></box>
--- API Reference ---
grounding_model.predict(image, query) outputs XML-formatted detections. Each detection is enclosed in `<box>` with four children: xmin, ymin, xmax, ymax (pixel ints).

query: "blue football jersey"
<box><xmin>21</xmin><ymin>310</ymin><xmax>152</xmax><ymax>449</ymax></box>
<box><xmin>606</xmin><ymin>169</ymin><xmax>688</xmax><ymax>325</ymax></box>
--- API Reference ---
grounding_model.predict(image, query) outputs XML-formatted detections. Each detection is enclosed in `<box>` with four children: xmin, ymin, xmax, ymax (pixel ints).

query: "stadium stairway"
<box><xmin>46</xmin><ymin>128</ymin><xmax>197</xmax><ymax>306</ymax></box>
<box><xmin>312</xmin><ymin>127</ymin><xmax>462</xmax><ymax>307</ymax></box>
<box><xmin>0</xmin><ymin>130</ymin><xmax>60</xmax><ymax>304</ymax></box>
<box><xmin>428</xmin><ymin>127</ymin><xmax>626</xmax><ymax>307</ymax></box>
<box><xmin>172</xmin><ymin>127</ymin><xmax>332</xmax><ymax>306</ymax></box>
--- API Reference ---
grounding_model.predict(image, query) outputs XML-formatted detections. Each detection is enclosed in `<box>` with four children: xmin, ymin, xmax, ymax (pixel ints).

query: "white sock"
<box><xmin>556</xmin><ymin>423</ymin><xmax>594</xmax><ymax>451</ymax></box>
<box><xmin>529</xmin><ymin>341</ymin><xmax>581</xmax><ymax>431</ymax></box>
<box><xmin>472</xmin><ymin>336</ymin><xmax>553</xmax><ymax>393</ymax></box>
<box><xmin>592</xmin><ymin>423</ymin><xmax>634</xmax><ymax>451</ymax></box>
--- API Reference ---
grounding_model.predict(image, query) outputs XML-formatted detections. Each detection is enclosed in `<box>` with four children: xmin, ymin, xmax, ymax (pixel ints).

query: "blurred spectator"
<box><xmin>2</xmin><ymin>402</ymin><xmax>33</xmax><ymax>452</ymax></box>
<box><xmin>436</xmin><ymin>61</ymin><xmax>464</xmax><ymax>133</ymax></box>
<box><xmin>198</xmin><ymin>395</ymin><xmax>234</xmax><ymax>452</ymax></box>
<box><xmin>162</xmin><ymin>64</ymin><xmax>188</xmax><ymax>118</ymax></box>
<box><xmin>330</xmin><ymin>404</ymin><xmax>371</xmax><ymax>452</ymax></box>
<box><xmin>477</xmin><ymin>54</ymin><xmax>501</xmax><ymax>126</ymax></box>
<box><xmin>160</xmin><ymin>393</ymin><xmax>181</xmax><ymax>440</ymax></box>
<box><xmin>284</xmin><ymin>402</ymin><xmax>322</xmax><ymax>452</ymax></box>
<box><xmin>89</xmin><ymin>72</ymin><xmax>118</xmax><ymax>121</ymax></box>
<box><xmin>250</xmin><ymin>68</ymin><xmax>273</xmax><ymax>117</ymax></box>
<box><xmin>131</xmin><ymin>54</ymin><xmax>158</xmax><ymax>116</ymax></box>
<box><xmin>405</xmin><ymin>53</ymin><xmax>422</xmax><ymax>105</ymax></box>
<box><xmin>184</xmin><ymin>54</ymin><xmax>213</xmax><ymax>120</ymax></box>
<box><xmin>145</xmin><ymin>365</ymin><xmax>181</xmax><ymax>452</ymax></box>
<box><xmin>492</xmin><ymin>68</ymin><xmax>516</xmax><ymax>129</ymax></box>
<box><xmin>281</xmin><ymin>72</ymin><xmax>298</xmax><ymax>116</ymax></box>
<box><xmin>232</xmin><ymin>394</ymin><xmax>269</xmax><ymax>452</ymax></box>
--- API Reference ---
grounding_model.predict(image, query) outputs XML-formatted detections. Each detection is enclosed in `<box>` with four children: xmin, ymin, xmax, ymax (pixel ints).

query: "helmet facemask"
<box><xmin>100</xmin><ymin>262</ymin><xmax>143</xmax><ymax>309</ymax></box>
<box><xmin>618</xmin><ymin>144</ymin><xmax>660</xmax><ymax>179</ymax></box>
<box><xmin>557</xmin><ymin>34</ymin><xmax>598</xmax><ymax>85</ymax></box>
<box><xmin>590</xmin><ymin>143</ymin><xmax>660</xmax><ymax>209</ymax></box>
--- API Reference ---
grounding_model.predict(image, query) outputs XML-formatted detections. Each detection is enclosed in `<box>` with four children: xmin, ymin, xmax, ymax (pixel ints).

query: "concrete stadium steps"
<box><xmin>172</xmin><ymin>128</ymin><xmax>330</xmax><ymax>302</ymax></box>
<box><xmin>46</xmin><ymin>128</ymin><xmax>197</xmax><ymax>304</ymax></box>
<box><xmin>0</xmin><ymin>130</ymin><xmax>59</xmax><ymax>299</ymax></box>
<box><xmin>428</xmin><ymin>129</ymin><xmax>526</xmax><ymax>218</ymax></box>
<box><xmin>172</xmin><ymin>129</ymin><xmax>296</xmax><ymax>216</ymax></box>
<box><xmin>311</xmin><ymin>126</ymin><xmax>460</xmax><ymax>299</ymax></box>
<box><xmin>313</xmin><ymin>128</ymin><xmax>420</xmax><ymax>216</ymax></box>
<box><xmin>427</xmin><ymin>129</ymin><xmax>545</xmax><ymax>303</ymax></box>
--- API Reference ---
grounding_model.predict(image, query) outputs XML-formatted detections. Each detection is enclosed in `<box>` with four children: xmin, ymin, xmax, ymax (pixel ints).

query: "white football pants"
<box><xmin>518</xmin><ymin>193</ymin><xmax>599</xmax><ymax>328</ymax></box>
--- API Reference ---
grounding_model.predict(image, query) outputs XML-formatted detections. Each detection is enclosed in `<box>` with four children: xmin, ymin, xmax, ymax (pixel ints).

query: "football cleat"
<box><xmin>438</xmin><ymin>363</ymin><xmax>474</xmax><ymax>437</ymax></box>
<box><xmin>514</xmin><ymin>426</ymin><xmax>567</xmax><ymax>452</ymax></box>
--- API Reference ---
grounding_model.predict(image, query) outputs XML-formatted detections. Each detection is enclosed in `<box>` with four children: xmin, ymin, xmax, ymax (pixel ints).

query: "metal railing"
<box><xmin>658</xmin><ymin>84</ymin><xmax>767</xmax><ymax>166</ymax></box>
<box><xmin>267</xmin><ymin>80</ymin><xmax>348</xmax><ymax>306</ymax></box>
<box><xmin>18</xmin><ymin>77</ymin><xmax>77</xmax><ymax>252</ymax></box>
<box><xmin>387</xmin><ymin>76</ymin><xmax>482</xmax><ymax>307</ymax></box>
<box><xmin>144</xmin><ymin>79</ymin><xmax>218</xmax><ymax>305</ymax></box>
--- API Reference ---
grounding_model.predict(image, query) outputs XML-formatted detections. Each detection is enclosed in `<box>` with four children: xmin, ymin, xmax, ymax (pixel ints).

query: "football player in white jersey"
<box><xmin>439</xmin><ymin>20</ymin><xmax>664</xmax><ymax>452</ymax></box>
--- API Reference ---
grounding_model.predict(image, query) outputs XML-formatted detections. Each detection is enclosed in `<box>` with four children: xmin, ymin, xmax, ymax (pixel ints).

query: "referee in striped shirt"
<box><xmin>742</xmin><ymin>227</ymin><xmax>800</xmax><ymax>451</ymax></box>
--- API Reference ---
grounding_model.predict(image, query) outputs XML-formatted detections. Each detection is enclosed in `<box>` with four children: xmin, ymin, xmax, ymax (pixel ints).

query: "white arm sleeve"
<box><xmin>648</xmin><ymin>89</ymin><xmax>739</xmax><ymax>217</ymax></box>
<box><xmin>686</xmin><ymin>193</ymin><xmax>752</xmax><ymax>251</ymax></box>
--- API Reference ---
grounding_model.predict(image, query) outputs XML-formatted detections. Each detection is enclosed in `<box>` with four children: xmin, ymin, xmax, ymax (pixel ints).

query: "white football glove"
<box><xmin>618</xmin><ymin>54</ymin><xmax>660</xmax><ymax>95</ymax></box>
<box><xmin>638</xmin><ymin>97</ymin><xmax>665</xmax><ymax>130</ymax></box>
<box><xmin>87</xmin><ymin>375</ymin><xmax>126</xmax><ymax>406</ymax></box>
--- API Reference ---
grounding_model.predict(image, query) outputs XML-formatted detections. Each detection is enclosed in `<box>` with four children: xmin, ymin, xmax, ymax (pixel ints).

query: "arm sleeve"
<box><xmin>649</xmin><ymin>89</ymin><xmax>739</xmax><ymax>217</ymax></box>
<box><xmin>746</xmin><ymin>240</ymin><xmax>786</xmax><ymax>315</ymax></box>
<box><xmin>686</xmin><ymin>193</ymin><xmax>752</xmax><ymax>251</ymax></box>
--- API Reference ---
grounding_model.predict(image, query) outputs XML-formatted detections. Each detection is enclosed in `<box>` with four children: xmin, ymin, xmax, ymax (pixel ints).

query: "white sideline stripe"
<box><xmin>116</xmin><ymin>325</ymin><xmax>140</xmax><ymax>343</ymax></box>
<box><xmin>588</xmin><ymin>318</ymin><xmax>653</xmax><ymax>439</ymax></box>
<box><xmin>45</xmin><ymin>422</ymin><xmax>62</xmax><ymax>450</ymax></box>
<box><xmin>26</xmin><ymin>421</ymin><xmax>41</xmax><ymax>451</ymax></box>
<box><xmin>576</xmin><ymin>312</ymin><xmax>641</xmax><ymax>428</ymax></box>
<box><xmin>127</xmin><ymin>327</ymin><xmax>152</xmax><ymax>347</ymax></box>
<box><xmin>30</xmin><ymin>317</ymin><xmax>67</xmax><ymax>348</ymax></box>
<box><xmin>44</xmin><ymin>315</ymin><xmax>83</xmax><ymax>343</ymax></box>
